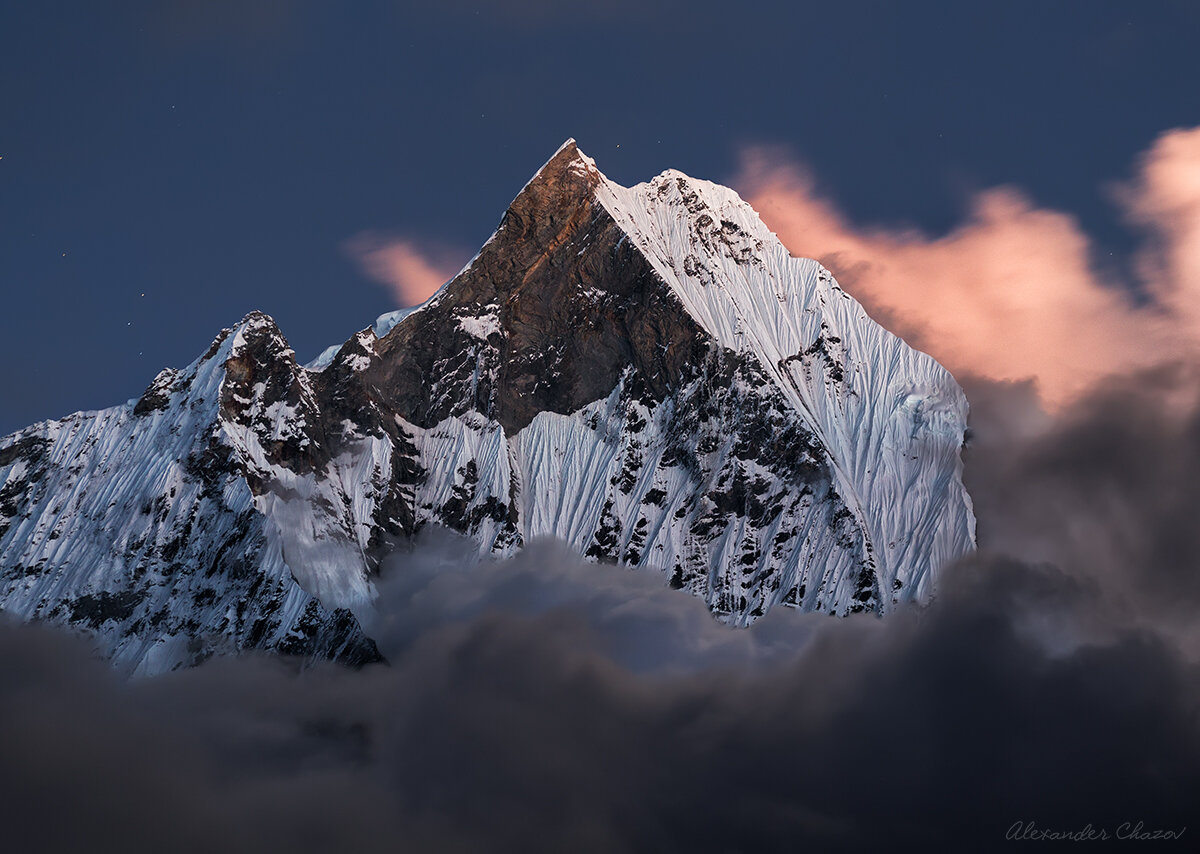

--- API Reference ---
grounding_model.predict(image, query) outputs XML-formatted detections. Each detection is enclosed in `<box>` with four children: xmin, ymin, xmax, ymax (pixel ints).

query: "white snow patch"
<box><xmin>458</xmin><ymin>313</ymin><xmax>502</xmax><ymax>341</ymax></box>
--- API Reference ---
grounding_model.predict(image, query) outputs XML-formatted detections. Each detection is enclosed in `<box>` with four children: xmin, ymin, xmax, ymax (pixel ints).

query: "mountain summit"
<box><xmin>0</xmin><ymin>141</ymin><xmax>975</xmax><ymax>675</ymax></box>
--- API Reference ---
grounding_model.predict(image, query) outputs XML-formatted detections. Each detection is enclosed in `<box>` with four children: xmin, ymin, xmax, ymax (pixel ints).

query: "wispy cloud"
<box><xmin>342</xmin><ymin>233</ymin><xmax>465</xmax><ymax>307</ymax></box>
<box><xmin>735</xmin><ymin>128</ymin><xmax>1200</xmax><ymax>408</ymax></box>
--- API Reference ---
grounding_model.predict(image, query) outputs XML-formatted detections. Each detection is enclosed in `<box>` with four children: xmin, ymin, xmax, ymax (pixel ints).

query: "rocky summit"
<box><xmin>0</xmin><ymin>140</ymin><xmax>975</xmax><ymax>675</ymax></box>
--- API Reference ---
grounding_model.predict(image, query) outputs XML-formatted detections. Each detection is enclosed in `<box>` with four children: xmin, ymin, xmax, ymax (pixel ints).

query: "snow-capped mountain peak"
<box><xmin>0</xmin><ymin>140</ymin><xmax>975</xmax><ymax>674</ymax></box>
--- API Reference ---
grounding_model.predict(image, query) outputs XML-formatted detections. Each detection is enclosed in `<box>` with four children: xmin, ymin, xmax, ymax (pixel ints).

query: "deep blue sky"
<box><xmin>3</xmin><ymin>0</ymin><xmax>1198</xmax><ymax>434</ymax></box>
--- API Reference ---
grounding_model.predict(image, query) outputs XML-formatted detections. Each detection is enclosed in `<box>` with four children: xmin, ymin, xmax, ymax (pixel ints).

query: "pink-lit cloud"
<box><xmin>343</xmin><ymin>234</ymin><xmax>465</xmax><ymax>307</ymax></box>
<box><xmin>1124</xmin><ymin>127</ymin><xmax>1200</xmax><ymax>321</ymax></box>
<box><xmin>735</xmin><ymin>127</ymin><xmax>1200</xmax><ymax>408</ymax></box>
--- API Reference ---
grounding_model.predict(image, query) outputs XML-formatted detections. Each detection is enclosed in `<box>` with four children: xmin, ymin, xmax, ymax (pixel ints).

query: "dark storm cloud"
<box><xmin>5</xmin><ymin>364</ymin><xmax>1200</xmax><ymax>852</ymax></box>
<box><xmin>962</xmin><ymin>364</ymin><xmax>1200</xmax><ymax>642</ymax></box>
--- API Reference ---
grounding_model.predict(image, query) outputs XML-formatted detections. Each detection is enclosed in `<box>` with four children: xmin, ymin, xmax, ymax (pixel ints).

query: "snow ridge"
<box><xmin>587</xmin><ymin>149</ymin><xmax>975</xmax><ymax>603</ymax></box>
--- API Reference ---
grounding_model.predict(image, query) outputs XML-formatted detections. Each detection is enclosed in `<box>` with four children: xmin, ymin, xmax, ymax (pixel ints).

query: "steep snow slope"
<box><xmin>589</xmin><ymin>147</ymin><xmax>975</xmax><ymax>602</ymax></box>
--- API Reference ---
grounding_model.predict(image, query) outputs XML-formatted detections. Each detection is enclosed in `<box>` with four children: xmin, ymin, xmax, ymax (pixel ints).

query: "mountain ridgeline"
<box><xmin>0</xmin><ymin>141</ymin><xmax>975</xmax><ymax>675</ymax></box>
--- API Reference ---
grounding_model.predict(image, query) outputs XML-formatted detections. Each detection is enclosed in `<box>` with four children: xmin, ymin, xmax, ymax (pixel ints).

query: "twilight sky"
<box><xmin>7</xmin><ymin>5</ymin><xmax>1200</xmax><ymax>847</ymax></box>
<box><xmin>4</xmin><ymin>0</ymin><xmax>1200</xmax><ymax>434</ymax></box>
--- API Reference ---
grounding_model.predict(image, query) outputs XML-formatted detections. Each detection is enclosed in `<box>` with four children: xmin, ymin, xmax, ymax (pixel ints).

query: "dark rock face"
<box><xmin>220</xmin><ymin>313</ymin><xmax>326</xmax><ymax>475</ymax></box>
<box><xmin>363</xmin><ymin>142</ymin><xmax>711</xmax><ymax>434</ymax></box>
